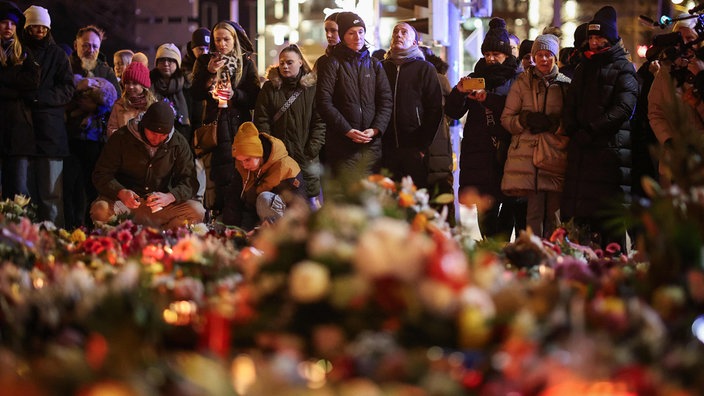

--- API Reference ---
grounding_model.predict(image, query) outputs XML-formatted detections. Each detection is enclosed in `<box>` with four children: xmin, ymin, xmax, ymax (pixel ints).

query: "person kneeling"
<box><xmin>91</xmin><ymin>100</ymin><xmax>205</xmax><ymax>229</ymax></box>
<box><xmin>222</xmin><ymin>122</ymin><xmax>305</xmax><ymax>229</ymax></box>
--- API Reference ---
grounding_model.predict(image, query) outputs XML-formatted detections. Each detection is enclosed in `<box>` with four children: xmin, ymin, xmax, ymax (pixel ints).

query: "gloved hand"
<box><xmin>518</xmin><ymin>110</ymin><xmax>531</xmax><ymax>130</ymax></box>
<box><xmin>526</xmin><ymin>112</ymin><xmax>554</xmax><ymax>134</ymax></box>
<box><xmin>572</xmin><ymin>129</ymin><xmax>592</xmax><ymax>145</ymax></box>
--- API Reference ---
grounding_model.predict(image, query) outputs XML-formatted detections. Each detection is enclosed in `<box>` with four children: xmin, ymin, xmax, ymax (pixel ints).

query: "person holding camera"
<box><xmin>561</xmin><ymin>6</ymin><xmax>638</xmax><ymax>247</ymax></box>
<box><xmin>446</xmin><ymin>17</ymin><xmax>524</xmax><ymax>241</ymax></box>
<box><xmin>91</xmin><ymin>100</ymin><xmax>205</xmax><ymax>229</ymax></box>
<box><xmin>500</xmin><ymin>34</ymin><xmax>571</xmax><ymax>238</ymax></box>
<box><xmin>648</xmin><ymin>15</ymin><xmax>703</xmax><ymax>187</ymax></box>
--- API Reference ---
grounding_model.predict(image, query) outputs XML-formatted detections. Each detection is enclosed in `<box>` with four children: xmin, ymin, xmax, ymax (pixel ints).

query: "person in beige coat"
<box><xmin>500</xmin><ymin>34</ymin><xmax>571</xmax><ymax>238</ymax></box>
<box><xmin>107</xmin><ymin>62</ymin><xmax>157</xmax><ymax>137</ymax></box>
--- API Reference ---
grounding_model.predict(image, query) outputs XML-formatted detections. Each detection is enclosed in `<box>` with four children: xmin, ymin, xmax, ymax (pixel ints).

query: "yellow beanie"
<box><xmin>232</xmin><ymin>122</ymin><xmax>263</xmax><ymax>157</ymax></box>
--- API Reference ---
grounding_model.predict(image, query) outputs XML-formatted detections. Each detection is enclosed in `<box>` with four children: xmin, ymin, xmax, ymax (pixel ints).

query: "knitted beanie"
<box><xmin>518</xmin><ymin>39</ymin><xmax>534</xmax><ymax>60</ymax></box>
<box><xmin>23</xmin><ymin>5</ymin><xmax>50</xmax><ymax>29</ymax></box>
<box><xmin>336</xmin><ymin>11</ymin><xmax>366</xmax><ymax>38</ymax></box>
<box><xmin>588</xmin><ymin>6</ymin><xmax>619</xmax><ymax>44</ymax></box>
<box><xmin>233</xmin><ymin>122</ymin><xmax>263</xmax><ymax>157</ymax></box>
<box><xmin>574</xmin><ymin>23</ymin><xmax>588</xmax><ymax>48</ymax></box>
<box><xmin>481</xmin><ymin>18</ymin><xmax>512</xmax><ymax>56</ymax></box>
<box><xmin>140</xmin><ymin>101</ymin><xmax>174</xmax><ymax>134</ymax></box>
<box><xmin>121</xmin><ymin>62</ymin><xmax>151</xmax><ymax>88</ymax></box>
<box><xmin>192</xmin><ymin>27</ymin><xmax>210</xmax><ymax>47</ymax></box>
<box><xmin>0</xmin><ymin>1</ymin><xmax>22</xmax><ymax>25</ymax></box>
<box><xmin>532</xmin><ymin>34</ymin><xmax>559</xmax><ymax>58</ymax></box>
<box><xmin>156</xmin><ymin>43</ymin><xmax>182</xmax><ymax>67</ymax></box>
<box><xmin>132</xmin><ymin>52</ymin><xmax>149</xmax><ymax>68</ymax></box>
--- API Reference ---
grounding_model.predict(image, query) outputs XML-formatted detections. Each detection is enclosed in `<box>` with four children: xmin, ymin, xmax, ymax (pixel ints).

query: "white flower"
<box><xmin>353</xmin><ymin>218</ymin><xmax>434</xmax><ymax>282</ymax></box>
<box><xmin>190</xmin><ymin>223</ymin><xmax>209</xmax><ymax>237</ymax></box>
<box><xmin>289</xmin><ymin>260</ymin><xmax>331</xmax><ymax>303</ymax></box>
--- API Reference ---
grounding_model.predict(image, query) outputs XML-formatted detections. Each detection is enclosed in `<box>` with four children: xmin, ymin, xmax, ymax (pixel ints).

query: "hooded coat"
<box><xmin>222</xmin><ymin>133</ymin><xmax>303</xmax><ymax>227</ymax></box>
<box><xmin>190</xmin><ymin>21</ymin><xmax>261</xmax><ymax>209</ymax></box>
<box><xmin>22</xmin><ymin>30</ymin><xmax>75</xmax><ymax>157</ymax></box>
<box><xmin>316</xmin><ymin>43</ymin><xmax>393</xmax><ymax>174</ymax></box>
<box><xmin>254</xmin><ymin>66</ymin><xmax>325</xmax><ymax>197</ymax></box>
<box><xmin>561</xmin><ymin>42</ymin><xmax>638</xmax><ymax>219</ymax></box>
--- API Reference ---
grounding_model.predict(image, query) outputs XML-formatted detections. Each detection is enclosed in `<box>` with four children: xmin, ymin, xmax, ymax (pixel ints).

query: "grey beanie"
<box><xmin>532</xmin><ymin>34</ymin><xmax>559</xmax><ymax>58</ymax></box>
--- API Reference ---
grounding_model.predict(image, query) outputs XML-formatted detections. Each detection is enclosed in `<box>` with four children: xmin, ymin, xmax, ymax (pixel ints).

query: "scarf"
<box><xmin>471</xmin><ymin>56</ymin><xmax>519</xmax><ymax>90</ymax></box>
<box><xmin>532</xmin><ymin>64</ymin><xmax>559</xmax><ymax>87</ymax></box>
<box><xmin>218</xmin><ymin>52</ymin><xmax>243</xmax><ymax>88</ymax></box>
<box><xmin>152</xmin><ymin>74</ymin><xmax>190</xmax><ymax>125</ymax></box>
<box><xmin>126</xmin><ymin>92</ymin><xmax>148</xmax><ymax>110</ymax></box>
<box><xmin>386</xmin><ymin>45</ymin><xmax>425</xmax><ymax>66</ymax></box>
<box><xmin>584</xmin><ymin>46</ymin><xmax>611</xmax><ymax>60</ymax></box>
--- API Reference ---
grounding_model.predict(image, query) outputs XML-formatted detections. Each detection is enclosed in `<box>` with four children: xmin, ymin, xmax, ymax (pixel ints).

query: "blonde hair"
<box><xmin>0</xmin><ymin>32</ymin><xmax>24</xmax><ymax>67</ymax></box>
<box><xmin>213</xmin><ymin>22</ymin><xmax>243</xmax><ymax>87</ymax></box>
<box><xmin>123</xmin><ymin>87</ymin><xmax>157</xmax><ymax>108</ymax></box>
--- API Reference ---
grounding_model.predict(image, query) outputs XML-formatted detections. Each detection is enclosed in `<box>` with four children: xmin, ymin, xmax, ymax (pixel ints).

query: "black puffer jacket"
<box><xmin>381</xmin><ymin>55</ymin><xmax>442</xmax><ymax>151</ymax></box>
<box><xmin>316</xmin><ymin>43</ymin><xmax>392</xmax><ymax>173</ymax></box>
<box><xmin>446</xmin><ymin>57</ymin><xmax>519</xmax><ymax>199</ymax></box>
<box><xmin>23</xmin><ymin>32</ymin><xmax>75</xmax><ymax>157</ymax></box>
<box><xmin>561</xmin><ymin>43</ymin><xmax>638</xmax><ymax>219</ymax></box>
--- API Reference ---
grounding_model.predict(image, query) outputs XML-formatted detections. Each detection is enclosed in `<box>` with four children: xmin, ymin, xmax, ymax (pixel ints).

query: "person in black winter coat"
<box><xmin>446</xmin><ymin>17</ymin><xmax>525</xmax><ymax>240</ymax></box>
<box><xmin>0</xmin><ymin>1</ymin><xmax>39</xmax><ymax>201</ymax></box>
<box><xmin>561</xmin><ymin>6</ymin><xmax>638</xmax><ymax>247</ymax></box>
<box><xmin>381</xmin><ymin>22</ymin><xmax>443</xmax><ymax>188</ymax></box>
<box><xmin>191</xmin><ymin>20</ymin><xmax>261</xmax><ymax>213</ymax></box>
<box><xmin>22</xmin><ymin>5</ymin><xmax>74</xmax><ymax>227</ymax></box>
<box><xmin>316</xmin><ymin>12</ymin><xmax>392</xmax><ymax>177</ymax></box>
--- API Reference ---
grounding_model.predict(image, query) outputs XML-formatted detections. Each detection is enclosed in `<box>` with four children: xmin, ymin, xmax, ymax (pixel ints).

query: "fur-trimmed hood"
<box><xmin>264</xmin><ymin>66</ymin><xmax>317</xmax><ymax>90</ymax></box>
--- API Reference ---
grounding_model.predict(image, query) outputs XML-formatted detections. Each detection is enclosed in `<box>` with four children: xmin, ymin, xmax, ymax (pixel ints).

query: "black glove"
<box><xmin>518</xmin><ymin>110</ymin><xmax>531</xmax><ymax>130</ymax></box>
<box><xmin>525</xmin><ymin>112</ymin><xmax>554</xmax><ymax>134</ymax></box>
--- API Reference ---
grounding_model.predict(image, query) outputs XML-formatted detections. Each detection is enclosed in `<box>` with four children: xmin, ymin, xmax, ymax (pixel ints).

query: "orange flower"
<box><xmin>367</xmin><ymin>174</ymin><xmax>396</xmax><ymax>191</ymax></box>
<box><xmin>398</xmin><ymin>191</ymin><xmax>415</xmax><ymax>207</ymax></box>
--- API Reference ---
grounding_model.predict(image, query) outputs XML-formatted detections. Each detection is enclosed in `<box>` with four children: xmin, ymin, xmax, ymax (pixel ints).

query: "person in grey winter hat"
<box><xmin>531</xmin><ymin>34</ymin><xmax>559</xmax><ymax>60</ymax></box>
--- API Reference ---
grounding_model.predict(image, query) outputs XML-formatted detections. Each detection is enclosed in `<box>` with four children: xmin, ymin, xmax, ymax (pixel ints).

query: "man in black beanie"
<box><xmin>91</xmin><ymin>100</ymin><xmax>205</xmax><ymax>229</ymax></box>
<box><xmin>561</xmin><ymin>5</ymin><xmax>638</xmax><ymax>248</ymax></box>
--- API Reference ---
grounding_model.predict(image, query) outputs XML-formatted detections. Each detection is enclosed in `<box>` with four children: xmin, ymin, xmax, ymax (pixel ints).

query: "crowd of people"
<box><xmin>2</xmin><ymin>1</ymin><xmax>702</xmax><ymax>246</ymax></box>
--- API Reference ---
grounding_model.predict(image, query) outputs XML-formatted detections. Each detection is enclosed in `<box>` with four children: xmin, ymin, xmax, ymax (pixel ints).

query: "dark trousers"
<box><xmin>64</xmin><ymin>140</ymin><xmax>102</xmax><ymax>228</ymax></box>
<box><xmin>479</xmin><ymin>197</ymin><xmax>527</xmax><ymax>241</ymax></box>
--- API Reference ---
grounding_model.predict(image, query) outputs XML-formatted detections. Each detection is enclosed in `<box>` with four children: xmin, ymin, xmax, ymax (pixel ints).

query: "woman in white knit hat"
<box><xmin>500</xmin><ymin>33</ymin><xmax>571</xmax><ymax>238</ymax></box>
<box><xmin>150</xmin><ymin>43</ymin><xmax>191</xmax><ymax>144</ymax></box>
<box><xmin>22</xmin><ymin>4</ymin><xmax>75</xmax><ymax>227</ymax></box>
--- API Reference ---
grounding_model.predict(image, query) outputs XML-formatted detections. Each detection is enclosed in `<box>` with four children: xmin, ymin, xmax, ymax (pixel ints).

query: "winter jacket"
<box><xmin>381</xmin><ymin>56</ymin><xmax>443</xmax><ymax>152</ymax></box>
<box><xmin>22</xmin><ymin>32</ymin><xmax>75</xmax><ymax>157</ymax></box>
<box><xmin>191</xmin><ymin>50</ymin><xmax>260</xmax><ymax>208</ymax></box>
<box><xmin>0</xmin><ymin>46</ymin><xmax>40</xmax><ymax>157</ymax></box>
<box><xmin>427</xmin><ymin>73</ymin><xmax>454</xmax><ymax>190</ymax></box>
<box><xmin>222</xmin><ymin>133</ymin><xmax>304</xmax><ymax>226</ymax></box>
<box><xmin>316</xmin><ymin>43</ymin><xmax>393</xmax><ymax>174</ymax></box>
<box><xmin>254</xmin><ymin>67</ymin><xmax>325</xmax><ymax>197</ymax></box>
<box><xmin>106</xmin><ymin>96</ymin><xmax>151</xmax><ymax>137</ymax></box>
<box><xmin>648</xmin><ymin>61</ymin><xmax>704</xmax><ymax>162</ymax></box>
<box><xmin>92</xmin><ymin>120</ymin><xmax>198</xmax><ymax>202</ymax></box>
<box><xmin>561</xmin><ymin>43</ymin><xmax>638</xmax><ymax>219</ymax></box>
<box><xmin>446</xmin><ymin>57</ymin><xmax>519</xmax><ymax>199</ymax></box>
<box><xmin>501</xmin><ymin>65</ymin><xmax>571</xmax><ymax>195</ymax></box>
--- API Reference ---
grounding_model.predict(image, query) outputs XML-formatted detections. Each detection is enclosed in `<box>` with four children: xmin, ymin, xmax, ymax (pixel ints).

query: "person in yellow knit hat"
<box><xmin>222</xmin><ymin>122</ymin><xmax>304</xmax><ymax>229</ymax></box>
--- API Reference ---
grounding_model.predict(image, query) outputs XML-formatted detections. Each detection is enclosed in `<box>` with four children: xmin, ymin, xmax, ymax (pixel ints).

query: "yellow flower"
<box><xmin>71</xmin><ymin>229</ymin><xmax>87</xmax><ymax>243</ymax></box>
<box><xmin>13</xmin><ymin>194</ymin><xmax>31</xmax><ymax>207</ymax></box>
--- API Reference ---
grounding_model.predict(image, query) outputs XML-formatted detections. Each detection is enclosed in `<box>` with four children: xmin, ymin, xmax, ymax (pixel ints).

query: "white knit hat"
<box><xmin>155</xmin><ymin>43</ymin><xmax>182</xmax><ymax>68</ymax></box>
<box><xmin>24</xmin><ymin>5</ymin><xmax>51</xmax><ymax>29</ymax></box>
